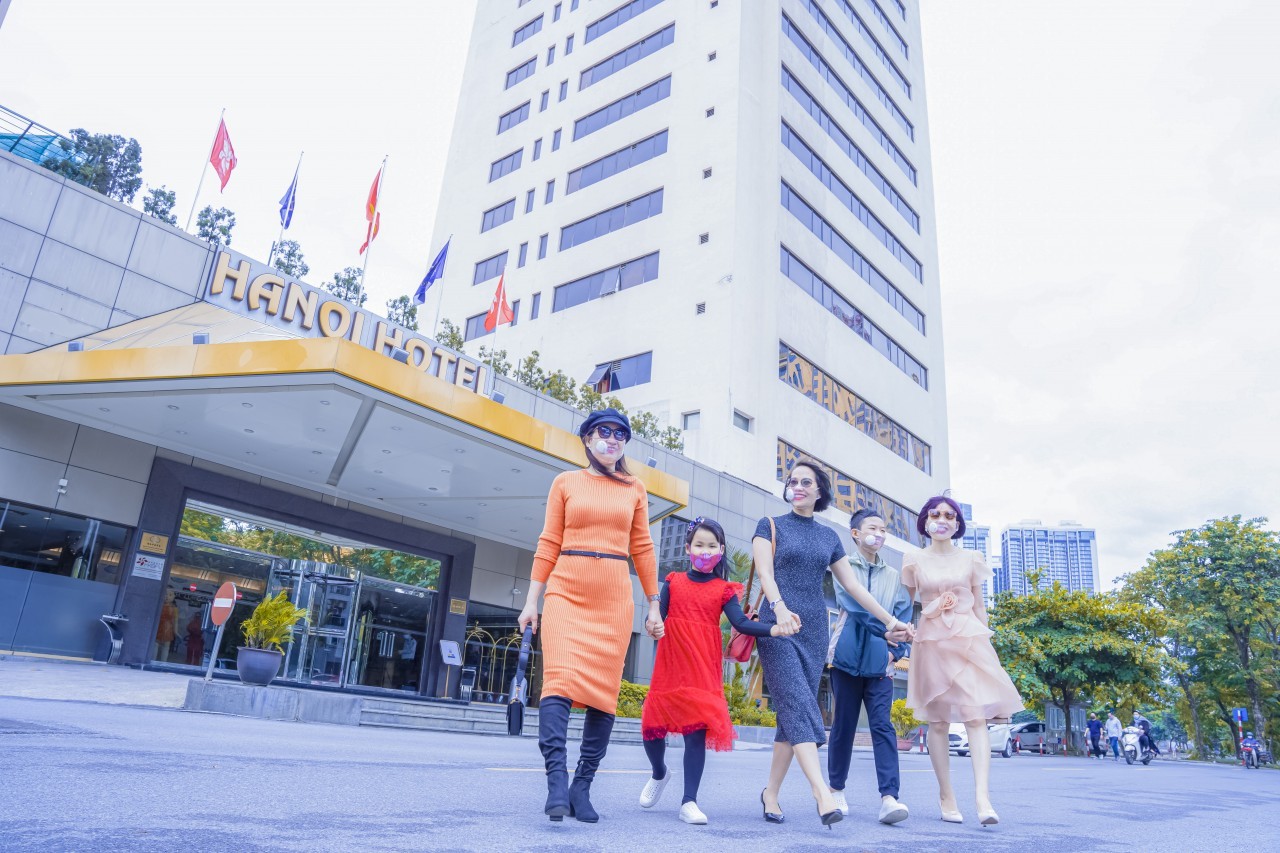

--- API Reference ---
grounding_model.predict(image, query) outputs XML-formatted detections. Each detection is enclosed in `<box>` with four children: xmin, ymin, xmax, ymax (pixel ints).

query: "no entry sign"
<box><xmin>211</xmin><ymin>582</ymin><xmax>237</xmax><ymax>626</ymax></box>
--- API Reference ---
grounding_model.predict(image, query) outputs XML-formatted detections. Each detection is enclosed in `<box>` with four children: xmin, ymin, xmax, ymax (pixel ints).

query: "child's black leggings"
<box><xmin>643</xmin><ymin>729</ymin><xmax>707</xmax><ymax>805</ymax></box>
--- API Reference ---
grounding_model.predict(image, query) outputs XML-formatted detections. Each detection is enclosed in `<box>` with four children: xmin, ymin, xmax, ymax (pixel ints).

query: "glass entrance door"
<box><xmin>270</xmin><ymin>560</ymin><xmax>357</xmax><ymax>686</ymax></box>
<box><xmin>347</xmin><ymin>576</ymin><xmax>436</xmax><ymax>693</ymax></box>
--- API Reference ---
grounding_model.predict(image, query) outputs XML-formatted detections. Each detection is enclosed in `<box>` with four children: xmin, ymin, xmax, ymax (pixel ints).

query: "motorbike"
<box><xmin>1121</xmin><ymin>726</ymin><xmax>1156</xmax><ymax>765</ymax></box>
<box><xmin>1242</xmin><ymin>743</ymin><xmax>1260</xmax><ymax>769</ymax></box>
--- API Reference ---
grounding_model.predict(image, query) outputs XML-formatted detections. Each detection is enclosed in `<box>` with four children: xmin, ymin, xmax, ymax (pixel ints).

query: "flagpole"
<box><xmin>185</xmin><ymin>108</ymin><xmax>223</xmax><ymax>232</ymax></box>
<box><xmin>270</xmin><ymin>150</ymin><xmax>304</xmax><ymax>269</ymax></box>
<box><xmin>359</xmin><ymin>154</ymin><xmax>388</xmax><ymax>306</ymax></box>
<box><xmin>430</xmin><ymin>233</ymin><xmax>453</xmax><ymax>340</ymax></box>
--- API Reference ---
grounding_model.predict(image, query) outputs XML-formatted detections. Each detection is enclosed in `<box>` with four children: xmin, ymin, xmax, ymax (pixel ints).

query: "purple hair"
<box><xmin>916</xmin><ymin>495</ymin><xmax>966</xmax><ymax>541</ymax></box>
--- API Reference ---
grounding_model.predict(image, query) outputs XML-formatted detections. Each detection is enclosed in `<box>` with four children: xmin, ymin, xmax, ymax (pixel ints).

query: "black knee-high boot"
<box><xmin>538</xmin><ymin>696</ymin><xmax>572</xmax><ymax>821</ymax></box>
<box><xmin>569</xmin><ymin>707</ymin><xmax>615</xmax><ymax>823</ymax></box>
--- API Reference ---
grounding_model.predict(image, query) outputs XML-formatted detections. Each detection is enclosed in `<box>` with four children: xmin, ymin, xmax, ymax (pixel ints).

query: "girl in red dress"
<box><xmin>638</xmin><ymin>517</ymin><xmax>795</xmax><ymax>825</ymax></box>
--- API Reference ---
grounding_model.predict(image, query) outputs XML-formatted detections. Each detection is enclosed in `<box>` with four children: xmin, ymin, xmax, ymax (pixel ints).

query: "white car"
<box><xmin>948</xmin><ymin>722</ymin><xmax>1013</xmax><ymax>758</ymax></box>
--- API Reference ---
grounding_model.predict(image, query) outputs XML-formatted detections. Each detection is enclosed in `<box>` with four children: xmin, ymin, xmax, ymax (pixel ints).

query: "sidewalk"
<box><xmin>0</xmin><ymin>653</ymin><xmax>189</xmax><ymax>708</ymax></box>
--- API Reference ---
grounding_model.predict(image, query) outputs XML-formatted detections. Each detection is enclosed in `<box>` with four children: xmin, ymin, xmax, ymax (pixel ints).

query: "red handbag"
<box><xmin>726</xmin><ymin>517</ymin><xmax>775</xmax><ymax>662</ymax></box>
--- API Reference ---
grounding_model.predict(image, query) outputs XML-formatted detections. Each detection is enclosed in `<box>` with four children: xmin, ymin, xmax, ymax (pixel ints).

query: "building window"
<box><xmin>732</xmin><ymin>411</ymin><xmax>752</xmax><ymax>432</ymax></box>
<box><xmin>573</xmin><ymin>75</ymin><xmax>671</xmax><ymax>141</ymax></box>
<box><xmin>498</xmin><ymin>101</ymin><xmax>531</xmax><ymax>134</ymax></box>
<box><xmin>802</xmin><ymin>2</ymin><xmax>912</xmax><ymax>137</ymax></box>
<box><xmin>532</xmin><ymin>138</ymin><xmax>542</xmax><ymax>160</ymax></box>
<box><xmin>779</xmin><ymin>341</ymin><xmax>931</xmax><ymax>473</ymax></box>
<box><xmin>780</xmin><ymin>245</ymin><xmax>927</xmax><ymax>386</ymax></box>
<box><xmin>538</xmin><ymin>233</ymin><xmax>549</xmax><ymax>259</ymax></box>
<box><xmin>585</xmin><ymin>0</ymin><xmax>666</xmax><ymax>43</ymax></box>
<box><xmin>782</xmin><ymin>122</ymin><xmax>921</xmax><ymax>281</ymax></box>
<box><xmin>552</xmin><ymin>128</ymin><xmax>562</xmax><ymax>151</ymax></box>
<box><xmin>828</xmin><ymin>0</ymin><xmax>911</xmax><ymax>94</ymax></box>
<box><xmin>681</xmin><ymin>411</ymin><xmax>700</xmax><ymax>430</ymax></box>
<box><xmin>579</xmin><ymin>23</ymin><xmax>675</xmax><ymax>90</ymax></box>
<box><xmin>525</xmin><ymin>188</ymin><xmax>535</xmax><ymax>213</ymax></box>
<box><xmin>559</xmin><ymin>188</ymin><xmax>664</xmax><ymax>250</ymax></box>
<box><xmin>566</xmin><ymin>34</ymin><xmax>575</xmax><ymax>55</ymax></box>
<box><xmin>703</xmin><ymin>167</ymin><xmax>712</xmax><ymax>178</ymax></box>
<box><xmin>776</xmin><ymin>439</ymin><xmax>918</xmax><ymax>541</ymax></box>
<box><xmin>539</xmin><ymin>90</ymin><xmax>550</xmax><ymax>111</ymax></box>
<box><xmin>506</xmin><ymin>57</ymin><xmax>537</xmax><ymax>89</ymax></box>
<box><xmin>782</xmin><ymin>15</ymin><xmax>915</xmax><ymax>182</ymax></box>
<box><xmin>559</xmin><ymin>80</ymin><xmax>568</xmax><ymax>101</ymax></box>
<box><xmin>530</xmin><ymin>291</ymin><xmax>541</xmax><ymax>319</ymax></box>
<box><xmin>518</xmin><ymin>242</ymin><xmax>529</xmax><ymax>267</ymax></box>
<box><xmin>489</xmin><ymin>148</ymin><xmax>523</xmax><ymax>182</ymax></box>
<box><xmin>545</xmin><ymin>179</ymin><xmax>555</xmax><ymax>203</ymax></box>
<box><xmin>585</xmin><ymin>351</ymin><xmax>652</xmax><ymax>392</ymax></box>
<box><xmin>708</xmin><ymin>51</ymin><xmax>717</xmax><ymax>61</ymax></box>
<box><xmin>464</xmin><ymin>312</ymin><xmax>492</xmax><ymax>341</ymax></box>
<box><xmin>473</xmin><ymin>251</ymin><xmax>508</xmax><ymax>285</ymax></box>
<box><xmin>547</xmin><ymin>45</ymin><xmax>556</xmax><ymax>66</ymax></box>
<box><xmin>481</xmin><ymin>198</ymin><xmax>516</xmax><ymax>233</ymax></box>
<box><xmin>552</xmin><ymin>251</ymin><xmax>660</xmax><ymax>312</ymax></box>
<box><xmin>695</xmin><ymin>301</ymin><xmax>705</xmax><ymax>314</ymax></box>
<box><xmin>566</xmin><ymin>129</ymin><xmax>668</xmax><ymax>194</ymax></box>
<box><xmin>571</xmin><ymin>0</ymin><xmax>579</xmax><ymax>10</ymax></box>
<box><xmin>511</xmin><ymin>298</ymin><xmax>521</xmax><ymax>327</ymax></box>
<box><xmin>698</xmin><ymin>233</ymin><xmax>709</xmax><ymax>244</ymax></box>
<box><xmin>512</xmin><ymin>15</ymin><xmax>544</xmax><ymax>47</ymax></box>
<box><xmin>705</xmin><ymin>107</ymin><xmax>715</xmax><ymax>117</ymax></box>
<box><xmin>782</xmin><ymin>67</ymin><xmax>918</xmax><ymax>229</ymax></box>
<box><xmin>0</xmin><ymin>499</ymin><xmax>130</xmax><ymax>587</ymax></box>
<box><xmin>553</xmin><ymin>2</ymin><xmax>562</xmax><ymax>22</ymax></box>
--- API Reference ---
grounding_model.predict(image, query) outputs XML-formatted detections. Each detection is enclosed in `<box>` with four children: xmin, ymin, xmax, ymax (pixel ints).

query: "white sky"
<box><xmin>3</xmin><ymin>1</ymin><xmax>1277</xmax><ymax>588</ymax></box>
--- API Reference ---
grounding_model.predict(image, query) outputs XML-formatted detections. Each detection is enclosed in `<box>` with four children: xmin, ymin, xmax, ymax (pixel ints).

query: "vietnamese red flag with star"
<box><xmin>483</xmin><ymin>271</ymin><xmax>514</xmax><ymax>332</ymax></box>
<box><xmin>359</xmin><ymin>166</ymin><xmax>383</xmax><ymax>254</ymax></box>
<box><xmin>209</xmin><ymin>119</ymin><xmax>237</xmax><ymax>191</ymax></box>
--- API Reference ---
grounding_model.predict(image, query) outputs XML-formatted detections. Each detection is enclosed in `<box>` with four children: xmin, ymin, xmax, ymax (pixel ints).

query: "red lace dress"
<box><xmin>641</xmin><ymin>572</ymin><xmax>743</xmax><ymax>751</ymax></box>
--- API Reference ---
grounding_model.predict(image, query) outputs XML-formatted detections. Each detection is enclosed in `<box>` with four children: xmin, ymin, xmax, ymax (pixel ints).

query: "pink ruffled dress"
<box><xmin>901</xmin><ymin>548</ymin><xmax>1023</xmax><ymax>723</ymax></box>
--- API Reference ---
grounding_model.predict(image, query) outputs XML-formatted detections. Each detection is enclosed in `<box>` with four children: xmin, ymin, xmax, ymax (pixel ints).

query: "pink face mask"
<box><xmin>690</xmin><ymin>552</ymin><xmax>722</xmax><ymax>573</ymax></box>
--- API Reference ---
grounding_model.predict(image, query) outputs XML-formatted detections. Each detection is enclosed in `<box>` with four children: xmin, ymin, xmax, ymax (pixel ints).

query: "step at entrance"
<box><xmin>358</xmin><ymin>696</ymin><xmax>645</xmax><ymax>743</ymax></box>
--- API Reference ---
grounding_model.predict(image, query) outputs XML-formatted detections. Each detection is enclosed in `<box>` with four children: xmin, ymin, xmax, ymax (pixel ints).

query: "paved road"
<box><xmin>1</xmin><ymin>696</ymin><xmax>1277</xmax><ymax>853</ymax></box>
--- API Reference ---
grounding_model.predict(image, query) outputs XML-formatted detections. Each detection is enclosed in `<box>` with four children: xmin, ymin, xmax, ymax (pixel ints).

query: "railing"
<box><xmin>1</xmin><ymin>103</ymin><xmax>93</xmax><ymax>176</ymax></box>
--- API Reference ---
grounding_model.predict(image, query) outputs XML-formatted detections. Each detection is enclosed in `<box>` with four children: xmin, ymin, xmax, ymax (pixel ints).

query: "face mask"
<box><xmin>860</xmin><ymin>534</ymin><xmax>882</xmax><ymax>549</ymax></box>
<box><xmin>594</xmin><ymin>440</ymin><xmax>609</xmax><ymax>454</ymax></box>
<box><xmin>784</xmin><ymin>487</ymin><xmax>794</xmax><ymax>503</ymax></box>
<box><xmin>690</xmin><ymin>552</ymin><xmax>722</xmax><ymax>573</ymax></box>
<box><xmin>929</xmin><ymin>522</ymin><xmax>948</xmax><ymax>536</ymax></box>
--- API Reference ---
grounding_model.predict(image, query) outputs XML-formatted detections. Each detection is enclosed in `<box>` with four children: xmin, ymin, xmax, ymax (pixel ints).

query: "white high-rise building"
<box><xmin>431</xmin><ymin>0</ymin><xmax>949</xmax><ymax>545</ymax></box>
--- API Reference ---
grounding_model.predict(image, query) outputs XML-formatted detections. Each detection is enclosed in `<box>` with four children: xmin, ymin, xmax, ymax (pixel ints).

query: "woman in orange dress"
<box><xmin>518</xmin><ymin>408</ymin><xmax>663</xmax><ymax>823</ymax></box>
<box><xmin>900</xmin><ymin>495</ymin><xmax>1023</xmax><ymax>827</ymax></box>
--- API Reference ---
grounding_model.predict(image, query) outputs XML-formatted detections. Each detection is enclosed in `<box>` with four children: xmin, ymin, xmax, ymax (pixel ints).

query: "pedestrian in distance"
<box><xmin>1087</xmin><ymin>713</ymin><xmax>1104</xmax><ymax>759</ymax></box>
<box><xmin>638</xmin><ymin>516</ymin><xmax>795</xmax><ymax>825</ymax></box>
<box><xmin>518</xmin><ymin>408</ymin><xmax>664</xmax><ymax>823</ymax></box>
<box><xmin>902</xmin><ymin>496</ymin><xmax>1024</xmax><ymax>827</ymax></box>
<box><xmin>1105</xmin><ymin>711</ymin><xmax>1123</xmax><ymax>761</ymax></box>
<box><xmin>754</xmin><ymin>458</ymin><xmax>914</xmax><ymax>830</ymax></box>
<box><xmin>825</xmin><ymin>508</ymin><xmax>914</xmax><ymax>825</ymax></box>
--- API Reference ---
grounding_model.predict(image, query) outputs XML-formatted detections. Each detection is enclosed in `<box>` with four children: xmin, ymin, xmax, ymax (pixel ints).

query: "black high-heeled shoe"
<box><xmin>760</xmin><ymin>789</ymin><xmax>784</xmax><ymax>824</ymax></box>
<box><xmin>817</xmin><ymin>802</ymin><xmax>844</xmax><ymax>829</ymax></box>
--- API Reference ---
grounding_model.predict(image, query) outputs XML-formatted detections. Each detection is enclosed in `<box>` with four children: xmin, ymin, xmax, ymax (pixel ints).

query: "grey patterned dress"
<box><xmin>754</xmin><ymin>513</ymin><xmax>845</xmax><ymax>746</ymax></box>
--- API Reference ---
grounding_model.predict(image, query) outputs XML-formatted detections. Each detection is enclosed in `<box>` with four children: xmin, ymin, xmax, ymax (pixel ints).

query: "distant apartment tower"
<box><xmin>997</xmin><ymin>521</ymin><xmax>1100</xmax><ymax>596</ymax></box>
<box><xmin>430</xmin><ymin>0</ymin><xmax>950</xmax><ymax>547</ymax></box>
<box><xmin>957</xmin><ymin>503</ymin><xmax>992</xmax><ymax>606</ymax></box>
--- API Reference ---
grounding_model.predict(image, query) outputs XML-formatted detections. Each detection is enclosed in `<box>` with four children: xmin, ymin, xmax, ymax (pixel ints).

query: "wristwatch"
<box><xmin>770</xmin><ymin>598</ymin><xmax>784</xmax><ymax>608</ymax></box>
<box><xmin>647</xmin><ymin>593</ymin><xmax>660</xmax><ymax>603</ymax></box>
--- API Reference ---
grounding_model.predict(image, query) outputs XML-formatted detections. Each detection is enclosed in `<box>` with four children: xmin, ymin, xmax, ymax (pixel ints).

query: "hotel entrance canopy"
<box><xmin>0</xmin><ymin>331</ymin><xmax>689</xmax><ymax>549</ymax></box>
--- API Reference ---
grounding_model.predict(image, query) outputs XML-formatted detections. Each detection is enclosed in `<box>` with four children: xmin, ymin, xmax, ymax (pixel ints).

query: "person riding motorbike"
<box><xmin>1242</xmin><ymin>731</ymin><xmax>1261</xmax><ymax>767</ymax></box>
<box><xmin>1133</xmin><ymin>712</ymin><xmax>1161</xmax><ymax>756</ymax></box>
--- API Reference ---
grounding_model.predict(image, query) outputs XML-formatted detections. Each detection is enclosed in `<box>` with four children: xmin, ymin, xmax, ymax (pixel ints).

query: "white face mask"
<box><xmin>860</xmin><ymin>533</ymin><xmax>882</xmax><ymax>549</ymax></box>
<box><xmin>784</xmin><ymin>487</ymin><xmax>794</xmax><ymax>503</ymax></box>
<box><xmin>594</xmin><ymin>439</ymin><xmax>609</xmax><ymax>454</ymax></box>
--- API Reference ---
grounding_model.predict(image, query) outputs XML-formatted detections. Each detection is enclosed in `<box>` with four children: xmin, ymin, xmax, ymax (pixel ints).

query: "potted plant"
<box><xmin>236</xmin><ymin>591</ymin><xmax>307</xmax><ymax>686</ymax></box>
<box><xmin>891</xmin><ymin>698</ymin><xmax>922</xmax><ymax>751</ymax></box>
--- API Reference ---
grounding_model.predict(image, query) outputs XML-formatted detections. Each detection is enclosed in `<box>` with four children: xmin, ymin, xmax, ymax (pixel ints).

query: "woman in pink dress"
<box><xmin>900</xmin><ymin>496</ymin><xmax>1022</xmax><ymax>827</ymax></box>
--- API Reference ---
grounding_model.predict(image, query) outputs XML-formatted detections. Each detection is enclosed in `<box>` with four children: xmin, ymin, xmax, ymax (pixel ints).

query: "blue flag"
<box><xmin>279</xmin><ymin>165</ymin><xmax>299</xmax><ymax>229</ymax></box>
<box><xmin>415</xmin><ymin>237</ymin><xmax>451</xmax><ymax>303</ymax></box>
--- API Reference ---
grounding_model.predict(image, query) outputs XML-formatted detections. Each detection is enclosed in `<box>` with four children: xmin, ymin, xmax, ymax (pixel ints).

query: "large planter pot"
<box><xmin>236</xmin><ymin>646</ymin><xmax>284</xmax><ymax>686</ymax></box>
<box><xmin>897</xmin><ymin>737</ymin><xmax>916</xmax><ymax>751</ymax></box>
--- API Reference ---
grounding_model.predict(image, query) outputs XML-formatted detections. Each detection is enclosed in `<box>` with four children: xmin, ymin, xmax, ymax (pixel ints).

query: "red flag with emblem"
<box><xmin>483</xmin><ymin>271</ymin><xmax>514</xmax><ymax>332</ymax></box>
<box><xmin>359</xmin><ymin>166</ymin><xmax>383</xmax><ymax>254</ymax></box>
<box><xmin>209</xmin><ymin>119</ymin><xmax>237</xmax><ymax>191</ymax></box>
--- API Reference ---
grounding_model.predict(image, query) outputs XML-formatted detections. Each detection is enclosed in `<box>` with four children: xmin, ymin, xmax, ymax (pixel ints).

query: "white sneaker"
<box><xmin>879</xmin><ymin>795</ymin><xmax>909</xmax><ymax>825</ymax></box>
<box><xmin>639</xmin><ymin>769</ymin><xmax>669</xmax><ymax>808</ymax></box>
<box><xmin>830</xmin><ymin>789</ymin><xmax>849</xmax><ymax>816</ymax></box>
<box><xmin>679</xmin><ymin>801</ymin><xmax>708</xmax><ymax>825</ymax></box>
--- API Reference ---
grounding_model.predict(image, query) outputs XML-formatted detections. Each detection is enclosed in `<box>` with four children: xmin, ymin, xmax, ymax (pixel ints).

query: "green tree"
<box><xmin>989</xmin><ymin>570</ymin><xmax>1168</xmax><ymax>752</ymax></box>
<box><xmin>385</xmin><ymin>295</ymin><xmax>419</xmax><ymax>331</ymax></box>
<box><xmin>44</xmin><ymin>129</ymin><xmax>143</xmax><ymax>202</ymax></box>
<box><xmin>270</xmin><ymin>239</ymin><xmax>310</xmax><ymax>279</ymax></box>
<box><xmin>196</xmin><ymin>206</ymin><xmax>236</xmax><ymax>246</ymax></box>
<box><xmin>142</xmin><ymin>185</ymin><xmax>178</xmax><ymax>225</ymax></box>
<box><xmin>324</xmin><ymin>267</ymin><xmax>367</xmax><ymax>307</ymax></box>
<box><xmin>476</xmin><ymin>345</ymin><xmax>511</xmax><ymax>377</ymax></box>
<box><xmin>437</xmin><ymin>318</ymin><xmax>465</xmax><ymax>350</ymax></box>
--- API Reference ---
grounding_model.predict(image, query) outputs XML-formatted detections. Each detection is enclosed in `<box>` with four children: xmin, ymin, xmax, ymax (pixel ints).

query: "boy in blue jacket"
<box><xmin>826</xmin><ymin>508</ymin><xmax>914</xmax><ymax>824</ymax></box>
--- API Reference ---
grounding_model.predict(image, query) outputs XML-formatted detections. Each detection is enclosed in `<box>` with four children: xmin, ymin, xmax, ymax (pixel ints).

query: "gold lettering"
<box><xmin>375</xmin><ymin>322</ymin><xmax>405</xmax><ymax>355</ymax></box>
<box><xmin>247</xmin><ymin>273</ymin><xmax>285</xmax><ymax>315</ymax></box>
<box><xmin>435</xmin><ymin>348</ymin><xmax>458</xmax><ymax>383</ymax></box>
<box><xmin>456</xmin><ymin>361</ymin><xmax>478</xmax><ymax>390</ymax></box>
<box><xmin>209</xmin><ymin>252</ymin><xmax>251</xmax><ymax>300</ymax></box>
<box><xmin>475</xmin><ymin>363</ymin><xmax>489</xmax><ymax>393</ymax></box>
<box><xmin>350</xmin><ymin>311</ymin><xmax>366</xmax><ymax>344</ymax></box>
<box><xmin>405</xmin><ymin>338</ymin><xmax>432</xmax><ymax>369</ymax></box>
<box><xmin>318</xmin><ymin>301</ymin><xmax>352</xmax><ymax>338</ymax></box>
<box><xmin>282</xmin><ymin>284</ymin><xmax>319</xmax><ymax>330</ymax></box>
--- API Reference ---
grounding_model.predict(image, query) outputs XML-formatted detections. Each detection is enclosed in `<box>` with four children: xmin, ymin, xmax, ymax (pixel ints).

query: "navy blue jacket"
<box><xmin>830</xmin><ymin>554</ymin><xmax>914</xmax><ymax>679</ymax></box>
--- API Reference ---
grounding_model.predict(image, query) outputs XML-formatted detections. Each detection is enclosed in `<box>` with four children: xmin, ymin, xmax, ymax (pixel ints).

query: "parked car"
<box><xmin>1008</xmin><ymin>720</ymin><xmax>1049</xmax><ymax>754</ymax></box>
<box><xmin>948</xmin><ymin>722</ymin><xmax>1014</xmax><ymax>758</ymax></box>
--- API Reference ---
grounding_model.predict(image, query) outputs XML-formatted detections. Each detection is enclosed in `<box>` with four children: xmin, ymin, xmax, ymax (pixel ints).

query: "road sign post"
<box><xmin>204</xmin><ymin>581</ymin><xmax>238</xmax><ymax>682</ymax></box>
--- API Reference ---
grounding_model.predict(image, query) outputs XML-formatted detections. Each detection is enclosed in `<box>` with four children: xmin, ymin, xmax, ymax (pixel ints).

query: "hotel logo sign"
<box><xmin>204</xmin><ymin>250</ymin><xmax>488</xmax><ymax>393</ymax></box>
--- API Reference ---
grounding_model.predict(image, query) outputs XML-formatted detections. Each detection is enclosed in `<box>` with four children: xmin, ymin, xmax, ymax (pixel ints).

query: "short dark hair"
<box><xmin>849</xmin><ymin>508</ymin><xmax>883</xmax><ymax>530</ymax></box>
<box><xmin>684</xmin><ymin>516</ymin><xmax>729</xmax><ymax>580</ymax></box>
<box><xmin>915</xmin><ymin>495</ymin><xmax>966</xmax><ymax>540</ymax></box>
<box><xmin>786</xmin><ymin>458</ymin><xmax>834</xmax><ymax>513</ymax></box>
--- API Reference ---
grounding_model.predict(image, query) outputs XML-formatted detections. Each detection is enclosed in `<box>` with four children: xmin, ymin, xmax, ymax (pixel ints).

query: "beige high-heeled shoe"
<box><xmin>940</xmin><ymin>803</ymin><xmax>963</xmax><ymax>823</ymax></box>
<box><xmin>978</xmin><ymin>807</ymin><xmax>1000</xmax><ymax>826</ymax></box>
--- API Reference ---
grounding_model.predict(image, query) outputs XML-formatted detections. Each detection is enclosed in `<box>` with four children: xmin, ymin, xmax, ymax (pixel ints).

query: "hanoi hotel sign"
<box><xmin>203</xmin><ymin>250</ymin><xmax>489</xmax><ymax>393</ymax></box>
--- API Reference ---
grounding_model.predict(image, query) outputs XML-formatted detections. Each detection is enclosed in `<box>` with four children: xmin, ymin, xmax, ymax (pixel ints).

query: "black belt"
<box><xmin>561</xmin><ymin>550</ymin><xmax>628</xmax><ymax>561</ymax></box>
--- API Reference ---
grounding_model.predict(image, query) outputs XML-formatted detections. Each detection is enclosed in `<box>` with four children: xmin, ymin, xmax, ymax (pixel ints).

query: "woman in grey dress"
<box><xmin>754</xmin><ymin>459</ymin><xmax>913</xmax><ymax>828</ymax></box>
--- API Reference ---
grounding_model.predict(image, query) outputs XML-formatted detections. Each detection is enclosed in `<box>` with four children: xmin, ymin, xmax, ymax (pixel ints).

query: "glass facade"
<box><xmin>473</xmin><ymin>251</ymin><xmax>508</xmax><ymax>285</ymax></box>
<box><xmin>587</xmin><ymin>351</ymin><xmax>653</xmax><ymax>392</ymax></box>
<box><xmin>498</xmin><ymin>101</ymin><xmax>531</xmax><ymax>134</ymax></box>
<box><xmin>506</xmin><ymin>57</ymin><xmax>537</xmax><ymax>89</ymax></box>
<box><xmin>831</xmin><ymin>0</ymin><xmax>910</xmax><ymax>94</ymax></box>
<box><xmin>512</xmin><ymin>15</ymin><xmax>544</xmax><ymax>47</ymax></box>
<box><xmin>580</xmin><ymin>24</ymin><xmax>675</xmax><ymax>90</ymax></box>
<box><xmin>573</xmin><ymin>76</ymin><xmax>671</xmax><ymax>141</ymax></box>
<box><xmin>775</xmin><ymin>439</ymin><xmax>918</xmax><ymax>541</ymax></box>
<box><xmin>553</xmin><ymin>251</ymin><xmax>659</xmax><ymax>312</ymax></box>
<box><xmin>480</xmin><ymin>198</ymin><xmax>516</xmax><ymax>233</ymax></box>
<box><xmin>567</xmin><ymin>130</ymin><xmax>668</xmax><ymax>194</ymax></box>
<box><xmin>998</xmin><ymin>525</ymin><xmax>1099</xmax><ymax>596</ymax></box>
<box><xmin>560</xmin><ymin>188</ymin><xmax>664</xmax><ymax>250</ymax></box>
<box><xmin>489</xmin><ymin>149</ymin><xmax>522</xmax><ymax>182</ymax></box>
<box><xmin>778</xmin><ymin>342</ymin><xmax>931</xmax><ymax>473</ymax></box>
<box><xmin>585</xmin><ymin>0</ymin><xmax>667</xmax><ymax>43</ymax></box>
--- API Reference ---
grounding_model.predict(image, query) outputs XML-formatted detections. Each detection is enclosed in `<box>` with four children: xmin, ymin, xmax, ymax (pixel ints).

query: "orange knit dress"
<box><xmin>532</xmin><ymin>468</ymin><xmax>658</xmax><ymax>714</ymax></box>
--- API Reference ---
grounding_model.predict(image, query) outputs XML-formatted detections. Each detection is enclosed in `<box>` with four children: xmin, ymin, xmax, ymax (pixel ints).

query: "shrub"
<box><xmin>240</xmin><ymin>592</ymin><xmax>308</xmax><ymax>652</ymax></box>
<box><xmin>617</xmin><ymin>680</ymin><xmax>649</xmax><ymax>718</ymax></box>
<box><xmin>891</xmin><ymin>698</ymin><xmax>922</xmax><ymax>738</ymax></box>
